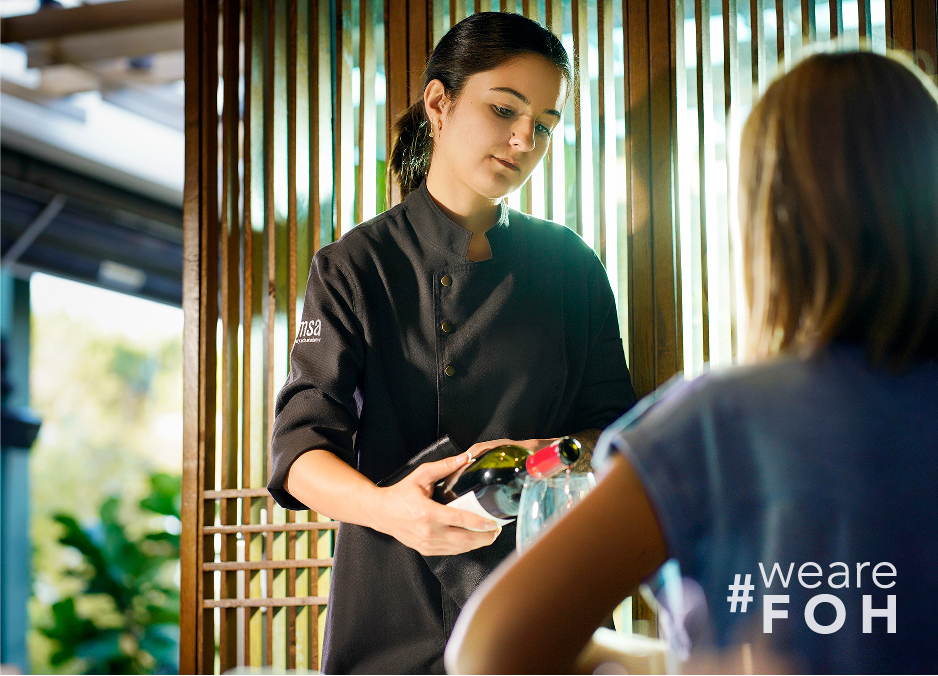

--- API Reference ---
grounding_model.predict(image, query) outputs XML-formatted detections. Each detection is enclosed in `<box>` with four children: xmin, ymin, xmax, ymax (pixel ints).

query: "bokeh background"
<box><xmin>2</xmin><ymin>1</ymin><xmax>185</xmax><ymax>672</ymax></box>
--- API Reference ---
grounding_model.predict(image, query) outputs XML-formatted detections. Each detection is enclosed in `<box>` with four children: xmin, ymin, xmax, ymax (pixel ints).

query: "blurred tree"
<box><xmin>39</xmin><ymin>472</ymin><xmax>181</xmax><ymax>674</ymax></box>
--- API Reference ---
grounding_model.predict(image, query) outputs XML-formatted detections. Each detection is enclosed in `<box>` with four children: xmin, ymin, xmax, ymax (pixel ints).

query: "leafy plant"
<box><xmin>39</xmin><ymin>472</ymin><xmax>181</xmax><ymax>674</ymax></box>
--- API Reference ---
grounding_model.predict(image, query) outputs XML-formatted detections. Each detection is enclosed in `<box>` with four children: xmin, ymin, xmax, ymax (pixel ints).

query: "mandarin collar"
<box><xmin>403</xmin><ymin>181</ymin><xmax>512</xmax><ymax>259</ymax></box>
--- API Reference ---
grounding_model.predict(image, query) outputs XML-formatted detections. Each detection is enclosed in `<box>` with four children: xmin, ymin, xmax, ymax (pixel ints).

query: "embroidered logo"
<box><xmin>295</xmin><ymin>318</ymin><xmax>322</xmax><ymax>343</ymax></box>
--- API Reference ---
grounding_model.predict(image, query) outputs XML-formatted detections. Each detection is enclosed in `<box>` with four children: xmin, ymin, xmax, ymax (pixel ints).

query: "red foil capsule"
<box><xmin>525</xmin><ymin>437</ymin><xmax>582</xmax><ymax>479</ymax></box>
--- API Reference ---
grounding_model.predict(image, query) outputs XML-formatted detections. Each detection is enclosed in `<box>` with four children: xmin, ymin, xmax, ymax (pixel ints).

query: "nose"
<box><xmin>510</xmin><ymin>119</ymin><xmax>536</xmax><ymax>152</ymax></box>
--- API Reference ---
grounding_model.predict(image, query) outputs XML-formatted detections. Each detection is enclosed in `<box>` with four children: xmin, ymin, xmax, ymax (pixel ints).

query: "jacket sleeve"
<box><xmin>567</xmin><ymin>250</ymin><xmax>637</xmax><ymax>432</ymax></box>
<box><xmin>267</xmin><ymin>250</ymin><xmax>365</xmax><ymax>510</ymax></box>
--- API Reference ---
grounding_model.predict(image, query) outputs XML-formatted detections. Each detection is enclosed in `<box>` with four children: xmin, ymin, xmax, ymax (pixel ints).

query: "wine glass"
<box><xmin>515</xmin><ymin>470</ymin><xmax>596</xmax><ymax>553</ymax></box>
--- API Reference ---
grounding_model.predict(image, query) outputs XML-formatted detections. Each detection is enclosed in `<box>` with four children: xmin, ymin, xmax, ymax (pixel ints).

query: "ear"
<box><xmin>424</xmin><ymin>79</ymin><xmax>448</xmax><ymax>123</ymax></box>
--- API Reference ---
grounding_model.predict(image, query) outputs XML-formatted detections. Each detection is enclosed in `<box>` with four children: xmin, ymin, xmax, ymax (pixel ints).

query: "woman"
<box><xmin>446</xmin><ymin>49</ymin><xmax>938</xmax><ymax>674</ymax></box>
<box><xmin>268</xmin><ymin>11</ymin><xmax>636</xmax><ymax>674</ymax></box>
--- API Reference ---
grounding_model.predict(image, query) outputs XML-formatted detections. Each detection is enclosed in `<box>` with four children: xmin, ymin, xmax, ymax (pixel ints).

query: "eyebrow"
<box><xmin>489</xmin><ymin>87</ymin><xmax>562</xmax><ymax>118</ymax></box>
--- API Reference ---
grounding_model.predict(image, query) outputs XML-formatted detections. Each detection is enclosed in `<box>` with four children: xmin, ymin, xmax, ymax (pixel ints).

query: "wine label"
<box><xmin>447</xmin><ymin>492</ymin><xmax>514</xmax><ymax>529</ymax></box>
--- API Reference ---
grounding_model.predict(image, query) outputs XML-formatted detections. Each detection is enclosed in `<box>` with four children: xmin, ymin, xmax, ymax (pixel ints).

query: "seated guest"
<box><xmin>445</xmin><ymin>49</ymin><xmax>938</xmax><ymax>674</ymax></box>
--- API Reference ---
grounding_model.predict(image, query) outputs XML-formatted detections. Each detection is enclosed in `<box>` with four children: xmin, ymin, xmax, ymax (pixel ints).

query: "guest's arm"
<box><xmin>445</xmin><ymin>454</ymin><xmax>668</xmax><ymax>674</ymax></box>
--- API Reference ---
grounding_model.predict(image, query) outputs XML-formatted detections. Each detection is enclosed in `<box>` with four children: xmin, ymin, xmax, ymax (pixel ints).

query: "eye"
<box><xmin>535</xmin><ymin>122</ymin><xmax>552</xmax><ymax>137</ymax></box>
<box><xmin>492</xmin><ymin>105</ymin><xmax>514</xmax><ymax>118</ymax></box>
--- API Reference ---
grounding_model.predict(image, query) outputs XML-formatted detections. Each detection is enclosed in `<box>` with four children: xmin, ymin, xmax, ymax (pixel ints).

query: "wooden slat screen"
<box><xmin>182</xmin><ymin>0</ymin><xmax>937</xmax><ymax>671</ymax></box>
<box><xmin>183</xmin><ymin>0</ymin><xmax>391</xmax><ymax>670</ymax></box>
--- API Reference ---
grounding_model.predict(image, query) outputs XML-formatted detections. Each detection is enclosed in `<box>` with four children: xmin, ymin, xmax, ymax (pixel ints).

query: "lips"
<box><xmin>493</xmin><ymin>156</ymin><xmax>521</xmax><ymax>171</ymax></box>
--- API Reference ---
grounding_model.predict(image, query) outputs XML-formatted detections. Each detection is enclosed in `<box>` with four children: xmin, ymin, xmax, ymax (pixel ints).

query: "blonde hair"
<box><xmin>738</xmin><ymin>49</ymin><xmax>938</xmax><ymax>367</ymax></box>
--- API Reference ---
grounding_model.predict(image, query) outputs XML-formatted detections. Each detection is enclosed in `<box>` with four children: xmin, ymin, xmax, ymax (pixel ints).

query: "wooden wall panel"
<box><xmin>183</xmin><ymin>0</ymin><xmax>937</xmax><ymax>671</ymax></box>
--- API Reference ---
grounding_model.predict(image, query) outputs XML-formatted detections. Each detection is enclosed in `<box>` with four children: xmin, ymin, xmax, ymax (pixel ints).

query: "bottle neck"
<box><xmin>525</xmin><ymin>437</ymin><xmax>581</xmax><ymax>479</ymax></box>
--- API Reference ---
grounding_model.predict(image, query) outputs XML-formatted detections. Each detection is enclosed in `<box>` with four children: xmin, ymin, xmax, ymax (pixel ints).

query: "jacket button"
<box><xmin>441</xmin><ymin>322</ymin><xmax>453</xmax><ymax>333</ymax></box>
<box><xmin>441</xmin><ymin>275</ymin><xmax>452</xmax><ymax>286</ymax></box>
<box><xmin>444</xmin><ymin>365</ymin><xmax>455</xmax><ymax>377</ymax></box>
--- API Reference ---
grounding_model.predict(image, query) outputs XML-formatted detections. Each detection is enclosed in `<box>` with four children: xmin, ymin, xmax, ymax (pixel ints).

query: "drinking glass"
<box><xmin>515</xmin><ymin>471</ymin><xmax>596</xmax><ymax>553</ymax></box>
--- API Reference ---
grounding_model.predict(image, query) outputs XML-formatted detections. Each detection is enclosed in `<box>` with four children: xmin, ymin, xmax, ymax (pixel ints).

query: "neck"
<box><xmin>424</xmin><ymin>170</ymin><xmax>501</xmax><ymax>235</ymax></box>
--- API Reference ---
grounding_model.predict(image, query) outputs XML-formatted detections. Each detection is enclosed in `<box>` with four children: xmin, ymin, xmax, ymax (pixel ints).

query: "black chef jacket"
<box><xmin>269</xmin><ymin>181</ymin><xmax>636</xmax><ymax>674</ymax></box>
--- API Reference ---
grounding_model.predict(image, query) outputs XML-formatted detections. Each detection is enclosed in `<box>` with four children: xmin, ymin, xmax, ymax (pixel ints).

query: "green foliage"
<box><xmin>38</xmin><ymin>472</ymin><xmax>181</xmax><ymax>675</ymax></box>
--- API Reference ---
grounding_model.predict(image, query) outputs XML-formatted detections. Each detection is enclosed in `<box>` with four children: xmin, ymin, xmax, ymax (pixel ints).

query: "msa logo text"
<box><xmin>296</xmin><ymin>319</ymin><xmax>322</xmax><ymax>343</ymax></box>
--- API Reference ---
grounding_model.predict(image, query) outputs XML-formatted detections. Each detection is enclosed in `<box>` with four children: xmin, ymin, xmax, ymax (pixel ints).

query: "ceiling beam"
<box><xmin>0</xmin><ymin>0</ymin><xmax>184</xmax><ymax>44</ymax></box>
<box><xmin>25</xmin><ymin>22</ymin><xmax>185</xmax><ymax>68</ymax></box>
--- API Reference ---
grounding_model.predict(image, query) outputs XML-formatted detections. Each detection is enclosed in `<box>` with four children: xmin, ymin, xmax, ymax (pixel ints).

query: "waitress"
<box><xmin>268</xmin><ymin>11</ymin><xmax>636</xmax><ymax>674</ymax></box>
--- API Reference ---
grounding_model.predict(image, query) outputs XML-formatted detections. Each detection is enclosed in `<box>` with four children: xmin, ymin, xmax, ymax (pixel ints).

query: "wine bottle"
<box><xmin>433</xmin><ymin>437</ymin><xmax>582</xmax><ymax>524</ymax></box>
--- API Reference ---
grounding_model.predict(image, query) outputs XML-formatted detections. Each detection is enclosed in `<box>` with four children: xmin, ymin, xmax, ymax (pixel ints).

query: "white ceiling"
<box><xmin>1</xmin><ymin>0</ymin><xmax>185</xmax><ymax>206</ymax></box>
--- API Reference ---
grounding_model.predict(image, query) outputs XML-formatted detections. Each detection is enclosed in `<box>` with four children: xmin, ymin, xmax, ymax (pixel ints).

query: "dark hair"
<box><xmin>738</xmin><ymin>49</ymin><xmax>938</xmax><ymax>368</ymax></box>
<box><xmin>389</xmin><ymin>12</ymin><xmax>571</xmax><ymax>199</ymax></box>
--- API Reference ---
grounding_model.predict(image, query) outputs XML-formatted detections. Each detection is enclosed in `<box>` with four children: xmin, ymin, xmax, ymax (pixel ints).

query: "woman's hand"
<box><xmin>368</xmin><ymin>452</ymin><xmax>503</xmax><ymax>556</ymax></box>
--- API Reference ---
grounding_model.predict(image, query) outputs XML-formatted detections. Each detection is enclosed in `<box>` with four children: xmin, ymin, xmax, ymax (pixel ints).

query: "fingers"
<box><xmin>465</xmin><ymin>438</ymin><xmax>514</xmax><ymax>457</ymax></box>
<box><xmin>413</xmin><ymin>449</ymin><xmax>475</xmax><ymax>484</ymax></box>
<box><xmin>435</xmin><ymin>502</ymin><xmax>500</xmax><ymax>533</ymax></box>
<box><xmin>416</xmin><ymin>523</ymin><xmax>503</xmax><ymax>556</ymax></box>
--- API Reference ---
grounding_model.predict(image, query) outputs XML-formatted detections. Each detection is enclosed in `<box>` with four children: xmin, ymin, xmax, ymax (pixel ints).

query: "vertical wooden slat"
<box><xmin>777</xmin><ymin>0</ymin><xmax>790</xmax><ymax>66</ymax></box>
<box><xmin>308</xmin><ymin>0</ymin><xmax>322</xmax><ymax>259</ymax></box>
<box><xmin>546</xmin><ymin>0</ymin><xmax>565</xmax><ymax>223</ymax></box>
<box><xmin>262</xmin><ymin>0</ymin><xmax>275</xmax><ymax>470</ymax></box>
<box><xmin>263</xmin><ymin>2</ymin><xmax>275</xmax><ymax>668</ymax></box>
<box><xmin>385</xmin><ymin>0</ymin><xmax>409</xmax><ymax>207</ymax></box>
<box><xmin>181</xmin><ymin>0</ymin><xmax>219</xmax><ymax>672</ymax></box>
<box><xmin>452</xmin><ymin>0</ymin><xmax>467</xmax><ymax>26</ymax></box>
<box><xmin>542</xmin><ymin>0</ymin><xmax>555</xmax><ymax>221</ymax></box>
<box><xmin>723</xmin><ymin>0</ymin><xmax>740</xmax><ymax>360</ymax></box>
<box><xmin>287</xmin><ymin>0</ymin><xmax>298</xmax><ymax>347</ymax></box>
<box><xmin>386</xmin><ymin>0</ymin><xmax>436</xmax><ymax>210</ymax></box>
<box><xmin>313</xmin><ymin>5</ymin><xmax>335</xmax><ymax>667</ymax></box>
<box><xmin>358</xmin><ymin>0</ymin><xmax>378</xmax><ymax>223</ymax></box>
<box><xmin>886</xmin><ymin>0</ymin><xmax>922</xmax><ymax>51</ymax></box>
<box><xmin>858</xmin><ymin>0</ymin><xmax>873</xmax><ymax>40</ymax></box>
<box><xmin>652</xmin><ymin>0</ymin><xmax>681</xmax><ymax>385</ymax></box>
<box><xmin>316</xmin><ymin>0</ymin><xmax>334</xmax><ymax>248</ymax></box>
<box><xmin>521</xmin><ymin>0</ymin><xmax>538</xmax><ymax>222</ymax></box>
<box><xmin>295</xmin><ymin>0</ymin><xmax>311</xmax><ymax>312</ymax></box>
<box><xmin>284</xmin><ymin>0</ymin><xmax>299</xmax><ymax>670</ymax></box>
<box><xmin>292</xmin><ymin>3</ymin><xmax>312</xmax><ymax>668</ymax></box>
<box><xmin>219</xmin><ymin>0</ymin><xmax>242</xmax><ymax>671</ymax></box>
<box><xmin>829</xmin><ymin>0</ymin><xmax>843</xmax><ymax>38</ymax></box>
<box><xmin>801</xmin><ymin>0</ymin><xmax>816</xmax><ymax>41</ymax></box>
<box><xmin>267</xmin><ymin>0</ymin><xmax>291</xmax><ymax>663</ymax></box>
<box><xmin>571</xmin><ymin>0</ymin><xmax>587</xmax><ymax>240</ymax></box>
<box><xmin>624</xmin><ymin>0</ymin><xmax>648</xmax><ymax>395</ymax></box>
<box><xmin>265</xmin><ymin>500</ymin><xmax>274</xmax><ymax>665</ymax></box>
<box><xmin>913</xmin><ymin>0</ymin><xmax>938</xmax><ymax>68</ymax></box>
<box><xmin>751</xmin><ymin>0</ymin><xmax>765</xmax><ymax>92</ymax></box>
<box><xmin>408</xmin><ymin>0</ymin><xmax>430</xmax><ymax>108</ymax></box>
<box><xmin>694</xmin><ymin>0</ymin><xmax>712</xmax><ymax>365</ymax></box>
<box><xmin>240</xmin><ymin>0</ymin><xmax>254</xmax><ymax>667</ymax></box>
<box><xmin>335</xmin><ymin>0</ymin><xmax>355</xmax><ymax>236</ymax></box>
<box><xmin>624</xmin><ymin>0</ymin><xmax>681</xmax><ymax>397</ymax></box>
<box><xmin>672</xmin><ymin>0</ymin><xmax>688</xmax><ymax>376</ymax></box>
<box><xmin>598</xmin><ymin>0</ymin><xmax>613</xmax><ymax>266</ymax></box>
<box><xmin>204</xmin><ymin>0</ymin><xmax>220</xmax><ymax>670</ymax></box>
<box><xmin>246</xmin><ymin>0</ymin><xmax>266</xmax><ymax>666</ymax></box>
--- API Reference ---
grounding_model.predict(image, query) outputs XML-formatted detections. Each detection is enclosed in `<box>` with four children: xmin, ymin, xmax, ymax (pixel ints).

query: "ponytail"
<box><xmin>389</xmin><ymin>100</ymin><xmax>433</xmax><ymax>200</ymax></box>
